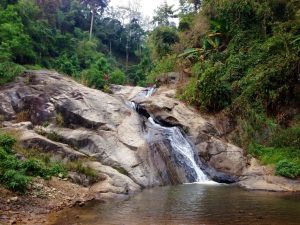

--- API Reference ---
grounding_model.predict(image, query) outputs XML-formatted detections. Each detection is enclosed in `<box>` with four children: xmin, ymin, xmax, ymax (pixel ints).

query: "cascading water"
<box><xmin>148</xmin><ymin>117</ymin><xmax>209</xmax><ymax>183</ymax></box>
<box><xmin>129</xmin><ymin>87</ymin><xmax>214</xmax><ymax>184</ymax></box>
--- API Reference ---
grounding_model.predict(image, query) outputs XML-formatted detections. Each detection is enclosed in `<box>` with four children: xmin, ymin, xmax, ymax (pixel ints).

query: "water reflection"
<box><xmin>51</xmin><ymin>184</ymin><xmax>300</xmax><ymax>225</ymax></box>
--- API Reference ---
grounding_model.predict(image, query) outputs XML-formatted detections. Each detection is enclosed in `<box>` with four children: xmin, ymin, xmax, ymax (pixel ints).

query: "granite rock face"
<box><xmin>0</xmin><ymin>71</ymin><xmax>161</xmax><ymax>199</ymax></box>
<box><xmin>1</xmin><ymin>71</ymin><xmax>299</xmax><ymax>193</ymax></box>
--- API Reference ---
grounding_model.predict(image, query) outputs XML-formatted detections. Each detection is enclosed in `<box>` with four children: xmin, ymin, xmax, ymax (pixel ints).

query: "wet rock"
<box><xmin>131</xmin><ymin>87</ymin><xmax>247</xmax><ymax>180</ymax></box>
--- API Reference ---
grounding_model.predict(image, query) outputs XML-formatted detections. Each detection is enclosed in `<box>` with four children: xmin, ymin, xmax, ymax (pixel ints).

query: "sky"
<box><xmin>110</xmin><ymin>0</ymin><xmax>180</xmax><ymax>18</ymax></box>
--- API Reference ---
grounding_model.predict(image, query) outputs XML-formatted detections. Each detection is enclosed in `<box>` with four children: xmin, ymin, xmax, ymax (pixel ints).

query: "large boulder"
<box><xmin>0</xmin><ymin>70</ymin><xmax>161</xmax><ymax>199</ymax></box>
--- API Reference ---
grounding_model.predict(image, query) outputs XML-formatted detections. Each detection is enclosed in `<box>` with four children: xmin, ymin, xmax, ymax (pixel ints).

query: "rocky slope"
<box><xmin>0</xmin><ymin>70</ymin><xmax>161</xmax><ymax>198</ymax></box>
<box><xmin>0</xmin><ymin>70</ymin><xmax>299</xmax><ymax>223</ymax></box>
<box><xmin>114</xmin><ymin>85</ymin><xmax>300</xmax><ymax>192</ymax></box>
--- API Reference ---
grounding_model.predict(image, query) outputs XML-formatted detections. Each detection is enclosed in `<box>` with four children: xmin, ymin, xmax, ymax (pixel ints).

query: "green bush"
<box><xmin>80</xmin><ymin>56</ymin><xmax>111</xmax><ymax>89</ymax></box>
<box><xmin>2</xmin><ymin>170</ymin><xmax>31</xmax><ymax>192</ymax></box>
<box><xmin>271</xmin><ymin>126</ymin><xmax>300</xmax><ymax>149</ymax></box>
<box><xmin>0</xmin><ymin>133</ymin><xmax>66</xmax><ymax>192</ymax></box>
<box><xmin>150</xmin><ymin>26</ymin><xmax>179</xmax><ymax>59</ymax></box>
<box><xmin>110</xmin><ymin>69</ymin><xmax>126</xmax><ymax>85</ymax></box>
<box><xmin>55</xmin><ymin>53</ymin><xmax>80</xmax><ymax>76</ymax></box>
<box><xmin>178</xmin><ymin>78</ymin><xmax>199</xmax><ymax>105</ymax></box>
<box><xmin>0</xmin><ymin>133</ymin><xmax>16</xmax><ymax>152</ymax></box>
<box><xmin>0</xmin><ymin>62</ymin><xmax>24</xmax><ymax>85</ymax></box>
<box><xmin>147</xmin><ymin>54</ymin><xmax>177</xmax><ymax>84</ymax></box>
<box><xmin>197</xmin><ymin>63</ymin><xmax>231</xmax><ymax>111</ymax></box>
<box><xmin>276</xmin><ymin>160</ymin><xmax>300</xmax><ymax>179</ymax></box>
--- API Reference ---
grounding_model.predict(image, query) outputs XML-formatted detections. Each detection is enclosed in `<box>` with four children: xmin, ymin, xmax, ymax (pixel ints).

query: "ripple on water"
<box><xmin>50</xmin><ymin>184</ymin><xmax>300</xmax><ymax>225</ymax></box>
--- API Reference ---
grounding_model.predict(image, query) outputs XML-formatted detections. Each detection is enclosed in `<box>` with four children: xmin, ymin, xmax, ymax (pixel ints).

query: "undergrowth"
<box><xmin>0</xmin><ymin>132</ymin><xmax>98</xmax><ymax>192</ymax></box>
<box><xmin>0</xmin><ymin>132</ymin><xmax>65</xmax><ymax>192</ymax></box>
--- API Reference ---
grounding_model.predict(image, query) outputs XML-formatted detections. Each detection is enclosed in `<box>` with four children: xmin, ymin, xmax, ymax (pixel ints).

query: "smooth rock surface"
<box><xmin>0</xmin><ymin>70</ymin><xmax>161</xmax><ymax>198</ymax></box>
<box><xmin>0</xmin><ymin>71</ymin><xmax>299</xmax><ymax>193</ymax></box>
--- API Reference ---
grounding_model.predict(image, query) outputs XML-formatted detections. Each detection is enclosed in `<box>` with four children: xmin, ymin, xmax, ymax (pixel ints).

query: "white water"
<box><xmin>148</xmin><ymin>117</ymin><xmax>213</xmax><ymax>183</ymax></box>
<box><xmin>130</xmin><ymin>87</ymin><xmax>216</xmax><ymax>184</ymax></box>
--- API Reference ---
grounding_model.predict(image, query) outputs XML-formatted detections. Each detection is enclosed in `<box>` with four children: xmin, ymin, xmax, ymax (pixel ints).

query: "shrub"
<box><xmin>147</xmin><ymin>54</ymin><xmax>177</xmax><ymax>84</ymax></box>
<box><xmin>178</xmin><ymin>77</ymin><xmax>199</xmax><ymax>105</ymax></box>
<box><xmin>276</xmin><ymin>160</ymin><xmax>300</xmax><ymax>179</ymax></box>
<box><xmin>110</xmin><ymin>69</ymin><xmax>126</xmax><ymax>85</ymax></box>
<box><xmin>0</xmin><ymin>62</ymin><xmax>24</xmax><ymax>85</ymax></box>
<box><xmin>2</xmin><ymin>170</ymin><xmax>31</xmax><ymax>192</ymax></box>
<box><xmin>197</xmin><ymin>63</ymin><xmax>232</xmax><ymax>111</ymax></box>
<box><xmin>0</xmin><ymin>133</ymin><xmax>66</xmax><ymax>192</ymax></box>
<box><xmin>22</xmin><ymin>159</ymin><xmax>48</xmax><ymax>178</ymax></box>
<box><xmin>271</xmin><ymin>126</ymin><xmax>300</xmax><ymax>149</ymax></box>
<box><xmin>55</xmin><ymin>53</ymin><xmax>80</xmax><ymax>76</ymax></box>
<box><xmin>150</xmin><ymin>26</ymin><xmax>179</xmax><ymax>59</ymax></box>
<box><xmin>0</xmin><ymin>133</ymin><xmax>16</xmax><ymax>153</ymax></box>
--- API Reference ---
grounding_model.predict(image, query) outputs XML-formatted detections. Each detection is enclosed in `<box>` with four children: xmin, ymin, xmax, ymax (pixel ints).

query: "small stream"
<box><xmin>50</xmin><ymin>184</ymin><xmax>300</xmax><ymax>225</ymax></box>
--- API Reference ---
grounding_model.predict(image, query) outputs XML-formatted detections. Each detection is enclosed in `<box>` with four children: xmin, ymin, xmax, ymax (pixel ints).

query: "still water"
<box><xmin>51</xmin><ymin>184</ymin><xmax>300</xmax><ymax>225</ymax></box>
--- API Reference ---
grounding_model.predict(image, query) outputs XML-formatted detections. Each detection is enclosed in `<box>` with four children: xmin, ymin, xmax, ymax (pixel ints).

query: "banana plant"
<box><xmin>178</xmin><ymin>19</ymin><xmax>228</xmax><ymax>60</ymax></box>
<box><xmin>177</xmin><ymin>48</ymin><xmax>204</xmax><ymax>59</ymax></box>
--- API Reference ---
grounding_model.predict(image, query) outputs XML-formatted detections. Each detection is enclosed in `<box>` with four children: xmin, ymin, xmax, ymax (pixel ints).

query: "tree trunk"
<box><xmin>126</xmin><ymin>36</ymin><xmax>129</xmax><ymax>70</ymax></box>
<box><xmin>89</xmin><ymin>10</ymin><xmax>95</xmax><ymax>40</ymax></box>
<box><xmin>126</xmin><ymin>44</ymin><xmax>129</xmax><ymax>70</ymax></box>
<box><xmin>109</xmin><ymin>41</ymin><xmax>112</xmax><ymax>55</ymax></box>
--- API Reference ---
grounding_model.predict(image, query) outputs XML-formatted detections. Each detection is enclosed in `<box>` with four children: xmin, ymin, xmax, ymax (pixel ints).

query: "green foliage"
<box><xmin>173</xmin><ymin>0</ymin><xmax>300</xmax><ymax>179</ymax></box>
<box><xmin>150</xmin><ymin>26</ymin><xmax>179</xmax><ymax>59</ymax></box>
<box><xmin>0</xmin><ymin>4</ymin><xmax>35</xmax><ymax>63</ymax></box>
<box><xmin>110</xmin><ymin>69</ymin><xmax>126</xmax><ymax>85</ymax></box>
<box><xmin>247</xmin><ymin>121</ymin><xmax>300</xmax><ymax>179</ymax></box>
<box><xmin>2</xmin><ymin>169</ymin><xmax>31</xmax><ymax>192</ymax></box>
<box><xmin>147</xmin><ymin>54</ymin><xmax>177</xmax><ymax>84</ymax></box>
<box><xmin>126</xmin><ymin>49</ymin><xmax>153</xmax><ymax>85</ymax></box>
<box><xmin>271</xmin><ymin>126</ymin><xmax>300</xmax><ymax>149</ymax></box>
<box><xmin>80</xmin><ymin>55</ymin><xmax>110</xmax><ymax>89</ymax></box>
<box><xmin>0</xmin><ymin>133</ymin><xmax>16</xmax><ymax>152</ymax></box>
<box><xmin>276</xmin><ymin>160</ymin><xmax>300</xmax><ymax>179</ymax></box>
<box><xmin>178</xmin><ymin>77</ymin><xmax>199</xmax><ymax>105</ymax></box>
<box><xmin>197</xmin><ymin>63</ymin><xmax>231</xmax><ymax>111</ymax></box>
<box><xmin>153</xmin><ymin>2</ymin><xmax>176</xmax><ymax>26</ymax></box>
<box><xmin>0</xmin><ymin>133</ymin><xmax>66</xmax><ymax>192</ymax></box>
<box><xmin>0</xmin><ymin>0</ymin><xmax>148</xmax><ymax>87</ymax></box>
<box><xmin>0</xmin><ymin>62</ymin><xmax>24</xmax><ymax>85</ymax></box>
<box><xmin>55</xmin><ymin>54</ymin><xmax>80</xmax><ymax>76</ymax></box>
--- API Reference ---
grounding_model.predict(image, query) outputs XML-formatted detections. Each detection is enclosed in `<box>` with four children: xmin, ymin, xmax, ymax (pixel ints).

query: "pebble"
<box><xmin>78</xmin><ymin>202</ymin><xmax>85</xmax><ymax>207</ymax></box>
<box><xmin>11</xmin><ymin>197</ymin><xmax>18</xmax><ymax>202</ymax></box>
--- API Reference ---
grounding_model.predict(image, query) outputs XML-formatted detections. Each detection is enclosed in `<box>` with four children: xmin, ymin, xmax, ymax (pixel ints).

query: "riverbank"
<box><xmin>0</xmin><ymin>177</ymin><xmax>89</xmax><ymax>225</ymax></box>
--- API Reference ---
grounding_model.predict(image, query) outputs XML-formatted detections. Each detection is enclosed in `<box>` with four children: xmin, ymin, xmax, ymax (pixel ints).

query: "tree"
<box><xmin>150</xmin><ymin>26</ymin><xmax>179</xmax><ymax>59</ymax></box>
<box><xmin>81</xmin><ymin>0</ymin><xmax>109</xmax><ymax>40</ymax></box>
<box><xmin>179</xmin><ymin>0</ymin><xmax>201</xmax><ymax>12</ymax></box>
<box><xmin>152</xmin><ymin>2</ymin><xmax>177</xmax><ymax>26</ymax></box>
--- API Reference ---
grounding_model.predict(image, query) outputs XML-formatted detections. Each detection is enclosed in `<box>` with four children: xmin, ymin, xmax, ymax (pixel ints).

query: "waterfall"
<box><xmin>148</xmin><ymin>118</ymin><xmax>210</xmax><ymax>183</ymax></box>
<box><xmin>130</xmin><ymin>87</ymin><xmax>215</xmax><ymax>184</ymax></box>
